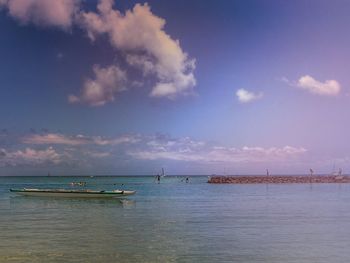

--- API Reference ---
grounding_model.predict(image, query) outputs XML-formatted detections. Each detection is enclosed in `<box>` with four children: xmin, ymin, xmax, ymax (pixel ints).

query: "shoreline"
<box><xmin>208</xmin><ymin>175</ymin><xmax>350</xmax><ymax>184</ymax></box>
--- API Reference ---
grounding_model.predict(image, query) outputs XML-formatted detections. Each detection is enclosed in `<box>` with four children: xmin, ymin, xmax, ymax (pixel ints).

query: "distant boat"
<box><xmin>10</xmin><ymin>188</ymin><xmax>135</xmax><ymax>198</ymax></box>
<box><xmin>330</xmin><ymin>162</ymin><xmax>343</xmax><ymax>178</ymax></box>
<box><xmin>331</xmin><ymin>163</ymin><xmax>337</xmax><ymax>176</ymax></box>
<box><xmin>335</xmin><ymin>168</ymin><xmax>344</xmax><ymax>180</ymax></box>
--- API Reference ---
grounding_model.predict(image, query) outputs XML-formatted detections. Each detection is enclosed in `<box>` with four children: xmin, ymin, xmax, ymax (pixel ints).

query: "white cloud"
<box><xmin>297</xmin><ymin>75</ymin><xmax>341</xmax><ymax>96</ymax></box>
<box><xmin>0</xmin><ymin>0</ymin><xmax>79</xmax><ymax>29</ymax></box>
<box><xmin>1</xmin><ymin>0</ymin><xmax>196</xmax><ymax>104</ymax></box>
<box><xmin>69</xmin><ymin>65</ymin><xmax>127</xmax><ymax>106</ymax></box>
<box><xmin>21</xmin><ymin>132</ymin><xmax>307</xmax><ymax>165</ymax></box>
<box><xmin>0</xmin><ymin>147</ymin><xmax>62</xmax><ymax>166</ymax></box>
<box><xmin>128</xmin><ymin>134</ymin><xmax>307</xmax><ymax>163</ymax></box>
<box><xmin>67</xmin><ymin>94</ymin><xmax>80</xmax><ymax>104</ymax></box>
<box><xmin>126</xmin><ymin>54</ymin><xmax>156</xmax><ymax>76</ymax></box>
<box><xmin>23</xmin><ymin>133</ymin><xmax>84</xmax><ymax>145</ymax></box>
<box><xmin>79</xmin><ymin>0</ymin><xmax>196</xmax><ymax>99</ymax></box>
<box><xmin>7</xmin><ymin>132</ymin><xmax>309</xmax><ymax>170</ymax></box>
<box><xmin>92</xmin><ymin>135</ymin><xmax>140</xmax><ymax>146</ymax></box>
<box><xmin>22</xmin><ymin>133</ymin><xmax>140</xmax><ymax>146</ymax></box>
<box><xmin>236</xmin><ymin>88</ymin><xmax>263</xmax><ymax>103</ymax></box>
<box><xmin>130</xmin><ymin>146</ymin><xmax>307</xmax><ymax>163</ymax></box>
<box><xmin>84</xmin><ymin>150</ymin><xmax>111</xmax><ymax>158</ymax></box>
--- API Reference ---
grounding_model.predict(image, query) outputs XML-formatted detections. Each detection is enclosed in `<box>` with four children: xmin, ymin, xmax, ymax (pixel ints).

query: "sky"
<box><xmin>0</xmin><ymin>0</ymin><xmax>349</xmax><ymax>175</ymax></box>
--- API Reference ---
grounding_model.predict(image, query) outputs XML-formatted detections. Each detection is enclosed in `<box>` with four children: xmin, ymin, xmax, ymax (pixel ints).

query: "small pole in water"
<box><xmin>266</xmin><ymin>169</ymin><xmax>270</xmax><ymax>192</ymax></box>
<box><xmin>266</xmin><ymin>169</ymin><xmax>269</xmax><ymax>179</ymax></box>
<box><xmin>309</xmin><ymin>168</ymin><xmax>314</xmax><ymax>184</ymax></box>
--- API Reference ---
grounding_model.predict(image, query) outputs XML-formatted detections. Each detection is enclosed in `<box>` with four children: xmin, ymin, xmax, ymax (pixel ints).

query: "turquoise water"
<box><xmin>1</xmin><ymin>176</ymin><xmax>350</xmax><ymax>262</ymax></box>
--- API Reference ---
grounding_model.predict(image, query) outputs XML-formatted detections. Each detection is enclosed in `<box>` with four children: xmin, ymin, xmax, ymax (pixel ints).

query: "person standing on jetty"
<box><xmin>310</xmin><ymin>168</ymin><xmax>314</xmax><ymax>176</ymax></box>
<box><xmin>309</xmin><ymin>168</ymin><xmax>314</xmax><ymax>184</ymax></box>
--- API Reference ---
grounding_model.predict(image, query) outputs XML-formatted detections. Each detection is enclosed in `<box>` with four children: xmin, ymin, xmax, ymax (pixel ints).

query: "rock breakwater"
<box><xmin>208</xmin><ymin>175</ymin><xmax>350</xmax><ymax>184</ymax></box>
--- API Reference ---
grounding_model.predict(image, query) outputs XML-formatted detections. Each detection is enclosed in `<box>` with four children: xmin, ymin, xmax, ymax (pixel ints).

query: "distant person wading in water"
<box><xmin>156</xmin><ymin>174</ymin><xmax>161</xmax><ymax>183</ymax></box>
<box><xmin>181</xmin><ymin>177</ymin><xmax>190</xmax><ymax>183</ymax></box>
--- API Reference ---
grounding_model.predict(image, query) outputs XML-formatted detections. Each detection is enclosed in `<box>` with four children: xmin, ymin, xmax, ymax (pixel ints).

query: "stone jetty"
<box><xmin>208</xmin><ymin>175</ymin><xmax>350</xmax><ymax>184</ymax></box>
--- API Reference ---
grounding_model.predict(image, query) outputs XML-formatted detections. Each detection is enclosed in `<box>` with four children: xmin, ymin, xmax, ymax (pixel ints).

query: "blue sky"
<box><xmin>0</xmin><ymin>0</ymin><xmax>349</xmax><ymax>175</ymax></box>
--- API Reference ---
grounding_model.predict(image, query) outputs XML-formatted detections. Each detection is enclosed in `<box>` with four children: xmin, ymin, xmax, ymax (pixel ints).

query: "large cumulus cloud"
<box><xmin>1</xmin><ymin>0</ymin><xmax>196</xmax><ymax>105</ymax></box>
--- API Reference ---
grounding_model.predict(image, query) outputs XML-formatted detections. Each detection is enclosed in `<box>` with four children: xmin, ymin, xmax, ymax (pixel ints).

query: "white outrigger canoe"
<box><xmin>10</xmin><ymin>188</ymin><xmax>135</xmax><ymax>198</ymax></box>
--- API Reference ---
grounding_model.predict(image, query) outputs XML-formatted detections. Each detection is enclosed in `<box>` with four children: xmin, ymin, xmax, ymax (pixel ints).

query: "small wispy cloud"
<box><xmin>236</xmin><ymin>88</ymin><xmax>263</xmax><ymax>103</ymax></box>
<box><xmin>56</xmin><ymin>52</ymin><xmax>64</xmax><ymax>59</ymax></box>
<box><xmin>22</xmin><ymin>133</ymin><xmax>140</xmax><ymax>146</ymax></box>
<box><xmin>297</xmin><ymin>75</ymin><xmax>340</xmax><ymax>96</ymax></box>
<box><xmin>282</xmin><ymin>75</ymin><xmax>341</xmax><ymax>96</ymax></box>
<box><xmin>23</xmin><ymin>133</ymin><xmax>84</xmax><ymax>146</ymax></box>
<box><xmin>84</xmin><ymin>150</ymin><xmax>111</xmax><ymax>158</ymax></box>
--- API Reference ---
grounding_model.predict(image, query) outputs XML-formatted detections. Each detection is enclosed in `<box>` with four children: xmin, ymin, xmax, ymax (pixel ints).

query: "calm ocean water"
<box><xmin>1</xmin><ymin>176</ymin><xmax>350</xmax><ymax>262</ymax></box>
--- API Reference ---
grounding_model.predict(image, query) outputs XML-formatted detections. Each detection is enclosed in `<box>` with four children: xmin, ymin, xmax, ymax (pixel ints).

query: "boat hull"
<box><xmin>10</xmin><ymin>189</ymin><xmax>135</xmax><ymax>198</ymax></box>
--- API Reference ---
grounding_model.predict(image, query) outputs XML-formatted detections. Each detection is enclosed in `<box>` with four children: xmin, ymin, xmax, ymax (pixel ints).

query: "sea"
<box><xmin>1</xmin><ymin>176</ymin><xmax>350</xmax><ymax>263</ymax></box>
